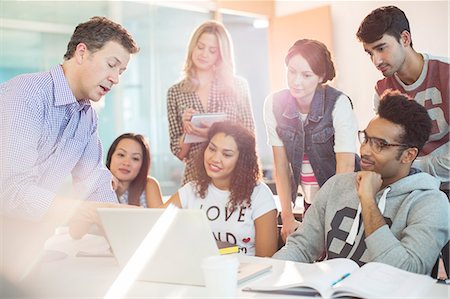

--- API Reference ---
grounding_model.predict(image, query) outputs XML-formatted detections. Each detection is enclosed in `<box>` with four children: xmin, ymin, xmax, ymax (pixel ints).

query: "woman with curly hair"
<box><xmin>164</xmin><ymin>121</ymin><xmax>277</xmax><ymax>257</ymax></box>
<box><xmin>167</xmin><ymin>20</ymin><xmax>255</xmax><ymax>185</ymax></box>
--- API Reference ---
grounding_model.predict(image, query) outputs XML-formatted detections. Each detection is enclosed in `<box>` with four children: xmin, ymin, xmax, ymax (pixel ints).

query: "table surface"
<box><xmin>17</xmin><ymin>253</ymin><xmax>449</xmax><ymax>299</ymax></box>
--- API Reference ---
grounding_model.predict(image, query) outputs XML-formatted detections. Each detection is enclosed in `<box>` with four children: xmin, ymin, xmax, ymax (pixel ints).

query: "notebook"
<box><xmin>184</xmin><ymin>112</ymin><xmax>227</xmax><ymax>143</ymax></box>
<box><xmin>97</xmin><ymin>208</ymin><xmax>272</xmax><ymax>286</ymax></box>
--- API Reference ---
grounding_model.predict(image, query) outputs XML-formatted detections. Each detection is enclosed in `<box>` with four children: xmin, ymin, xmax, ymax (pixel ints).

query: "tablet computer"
<box><xmin>184</xmin><ymin>112</ymin><xmax>227</xmax><ymax>143</ymax></box>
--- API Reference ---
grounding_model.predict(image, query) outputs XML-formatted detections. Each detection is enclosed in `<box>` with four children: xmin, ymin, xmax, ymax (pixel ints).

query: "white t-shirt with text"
<box><xmin>178</xmin><ymin>182</ymin><xmax>277</xmax><ymax>256</ymax></box>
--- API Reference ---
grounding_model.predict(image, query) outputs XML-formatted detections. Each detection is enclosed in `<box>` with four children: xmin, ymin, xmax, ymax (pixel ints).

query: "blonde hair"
<box><xmin>181</xmin><ymin>20</ymin><xmax>236</xmax><ymax>94</ymax></box>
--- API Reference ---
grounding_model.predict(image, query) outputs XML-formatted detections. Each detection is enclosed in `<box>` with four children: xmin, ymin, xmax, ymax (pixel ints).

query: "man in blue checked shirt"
<box><xmin>0</xmin><ymin>16</ymin><xmax>139</xmax><ymax>281</ymax></box>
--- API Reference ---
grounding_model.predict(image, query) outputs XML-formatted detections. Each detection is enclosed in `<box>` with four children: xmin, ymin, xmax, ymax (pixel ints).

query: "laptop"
<box><xmin>97</xmin><ymin>208</ymin><xmax>271</xmax><ymax>286</ymax></box>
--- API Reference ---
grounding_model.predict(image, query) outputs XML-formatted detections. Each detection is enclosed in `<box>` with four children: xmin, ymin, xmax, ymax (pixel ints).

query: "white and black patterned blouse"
<box><xmin>167</xmin><ymin>76</ymin><xmax>255</xmax><ymax>185</ymax></box>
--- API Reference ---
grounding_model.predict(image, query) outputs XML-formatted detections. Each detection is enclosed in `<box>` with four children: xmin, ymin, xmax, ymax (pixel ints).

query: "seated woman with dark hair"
<box><xmin>68</xmin><ymin>134</ymin><xmax>162</xmax><ymax>239</ymax></box>
<box><xmin>164</xmin><ymin>121</ymin><xmax>278</xmax><ymax>257</ymax></box>
<box><xmin>106</xmin><ymin>133</ymin><xmax>163</xmax><ymax>208</ymax></box>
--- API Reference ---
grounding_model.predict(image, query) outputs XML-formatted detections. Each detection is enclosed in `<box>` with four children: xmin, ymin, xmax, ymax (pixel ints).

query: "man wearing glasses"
<box><xmin>356</xmin><ymin>6</ymin><xmax>449</xmax><ymax>195</ymax></box>
<box><xmin>274</xmin><ymin>90</ymin><xmax>449</xmax><ymax>275</ymax></box>
<box><xmin>356</xmin><ymin>6</ymin><xmax>449</xmax><ymax>278</ymax></box>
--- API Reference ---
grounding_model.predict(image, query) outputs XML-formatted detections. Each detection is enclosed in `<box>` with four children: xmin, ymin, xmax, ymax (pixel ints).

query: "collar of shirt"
<box><xmin>50</xmin><ymin>65</ymin><xmax>91</xmax><ymax>113</ymax></box>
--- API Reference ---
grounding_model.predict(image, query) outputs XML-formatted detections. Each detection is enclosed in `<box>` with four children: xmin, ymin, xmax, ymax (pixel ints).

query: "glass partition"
<box><xmin>0</xmin><ymin>1</ymin><xmax>269</xmax><ymax>195</ymax></box>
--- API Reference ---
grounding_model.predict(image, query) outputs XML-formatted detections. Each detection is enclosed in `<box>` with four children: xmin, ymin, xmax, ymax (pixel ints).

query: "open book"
<box><xmin>243</xmin><ymin>258</ymin><xmax>435</xmax><ymax>299</ymax></box>
<box><xmin>184</xmin><ymin>112</ymin><xmax>227</xmax><ymax>143</ymax></box>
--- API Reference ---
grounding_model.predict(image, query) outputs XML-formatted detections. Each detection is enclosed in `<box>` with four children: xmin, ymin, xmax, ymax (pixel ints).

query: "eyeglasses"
<box><xmin>358</xmin><ymin>130</ymin><xmax>411</xmax><ymax>153</ymax></box>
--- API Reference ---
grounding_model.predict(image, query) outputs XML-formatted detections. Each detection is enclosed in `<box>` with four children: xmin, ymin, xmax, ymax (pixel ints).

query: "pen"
<box><xmin>332</xmin><ymin>273</ymin><xmax>351</xmax><ymax>286</ymax></box>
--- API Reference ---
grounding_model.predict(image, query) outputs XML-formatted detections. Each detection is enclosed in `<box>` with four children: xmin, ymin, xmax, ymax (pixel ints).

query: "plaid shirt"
<box><xmin>0</xmin><ymin>65</ymin><xmax>117</xmax><ymax>220</ymax></box>
<box><xmin>167</xmin><ymin>76</ymin><xmax>255</xmax><ymax>185</ymax></box>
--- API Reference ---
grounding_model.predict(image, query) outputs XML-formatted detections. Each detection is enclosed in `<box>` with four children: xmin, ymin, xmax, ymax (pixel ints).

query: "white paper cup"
<box><xmin>201</xmin><ymin>255</ymin><xmax>239</xmax><ymax>298</ymax></box>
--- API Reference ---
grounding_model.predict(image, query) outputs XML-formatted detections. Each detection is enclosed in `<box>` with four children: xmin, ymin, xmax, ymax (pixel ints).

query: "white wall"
<box><xmin>276</xmin><ymin>1</ymin><xmax>449</xmax><ymax>130</ymax></box>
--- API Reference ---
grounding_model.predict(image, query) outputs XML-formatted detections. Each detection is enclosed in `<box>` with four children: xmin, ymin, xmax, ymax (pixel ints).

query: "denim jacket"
<box><xmin>273</xmin><ymin>85</ymin><xmax>359</xmax><ymax>203</ymax></box>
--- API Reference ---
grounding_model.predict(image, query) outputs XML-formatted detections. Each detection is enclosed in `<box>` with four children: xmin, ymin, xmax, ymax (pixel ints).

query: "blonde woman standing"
<box><xmin>167</xmin><ymin>20</ymin><xmax>255</xmax><ymax>185</ymax></box>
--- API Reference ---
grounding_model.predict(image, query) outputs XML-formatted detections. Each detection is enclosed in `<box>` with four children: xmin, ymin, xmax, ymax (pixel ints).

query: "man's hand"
<box><xmin>356</xmin><ymin>171</ymin><xmax>382</xmax><ymax>203</ymax></box>
<box><xmin>355</xmin><ymin>171</ymin><xmax>386</xmax><ymax>236</ymax></box>
<box><xmin>68</xmin><ymin>201</ymin><xmax>138</xmax><ymax>240</ymax></box>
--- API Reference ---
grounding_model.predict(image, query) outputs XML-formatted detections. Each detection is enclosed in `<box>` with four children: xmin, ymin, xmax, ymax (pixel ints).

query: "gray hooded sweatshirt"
<box><xmin>273</xmin><ymin>170</ymin><xmax>450</xmax><ymax>275</ymax></box>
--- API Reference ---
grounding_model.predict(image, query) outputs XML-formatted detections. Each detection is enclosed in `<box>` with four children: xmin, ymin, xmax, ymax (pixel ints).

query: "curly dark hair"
<box><xmin>285</xmin><ymin>39</ymin><xmax>336</xmax><ymax>84</ymax></box>
<box><xmin>106</xmin><ymin>133</ymin><xmax>151</xmax><ymax>206</ymax></box>
<box><xmin>64</xmin><ymin>16</ymin><xmax>139</xmax><ymax>60</ymax></box>
<box><xmin>192</xmin><ymin>121</ymin><xmax>261</xmax><ymax>212</ymax></box>
<box><xmin>356</xmin><ymin>6</ymin><xmax>413</xmax><ymax>47</ymax></box>
<box><xmin>377</xmin><ymin>90</ymin><xmax>431</xmax><ymax>156</ymax></box>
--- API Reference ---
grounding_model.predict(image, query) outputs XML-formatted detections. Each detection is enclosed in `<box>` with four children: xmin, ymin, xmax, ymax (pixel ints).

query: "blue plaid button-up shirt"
<box><xmin>1</xmin><ymin>65</ymin><xmax>117</xmax><ymax>219</ymax></box>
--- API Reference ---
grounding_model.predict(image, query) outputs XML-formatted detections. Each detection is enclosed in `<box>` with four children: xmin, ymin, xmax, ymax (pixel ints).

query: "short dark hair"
<box><xmin>356</xmin><ymin>6</ymin><xmax>413</xmax><ymax>47</ymax></box>
<box><xmin>64</xmin><ymin>16</ymin><xmax>139</xmax><ymax>60</ymax></box>
<box><xmin>106</xmin><ymin>133</ymin><xmax>150</xmax><ymax>206</ymax></box>
<box><xmin>377</xmin><ymin>90</ymin><xmax>431</xmax><ymax>152</ymax></box>
<box><xmin>285</xmin><ymin>39</ymin><xmax>336</xmax><ymax>84</ymax></box>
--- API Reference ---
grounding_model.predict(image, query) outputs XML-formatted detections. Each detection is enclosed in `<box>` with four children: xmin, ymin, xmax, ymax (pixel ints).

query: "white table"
<box><xmin>16</xmin><ymin>254</ymin><xmax>449</xmax><ymax>298</ymax></box>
